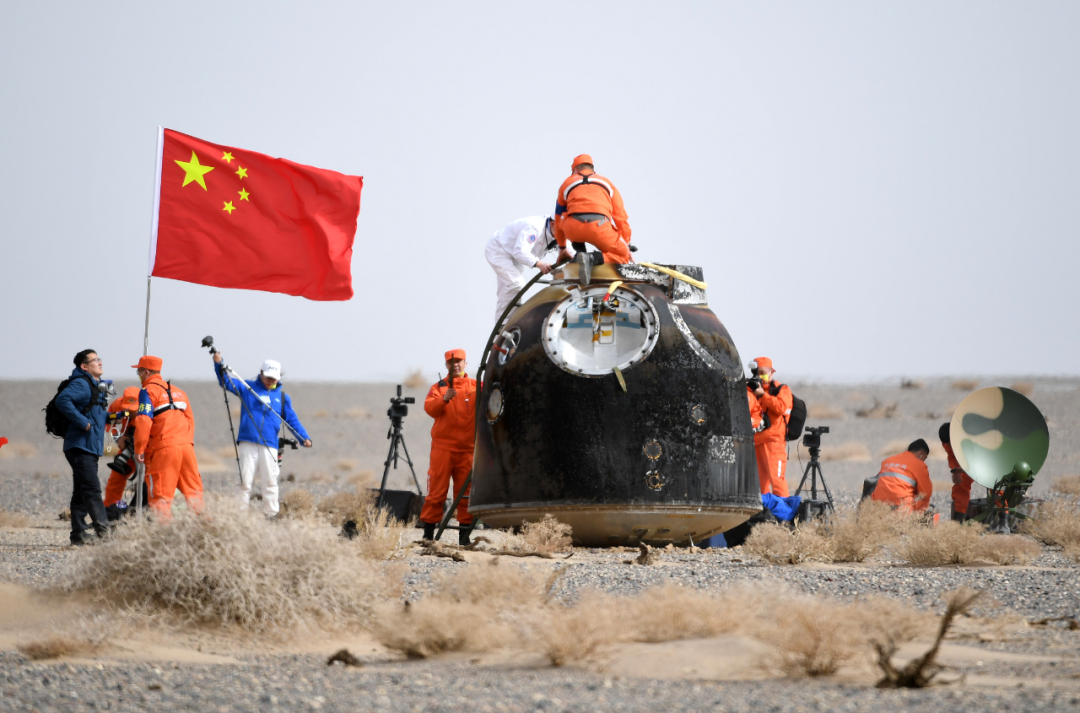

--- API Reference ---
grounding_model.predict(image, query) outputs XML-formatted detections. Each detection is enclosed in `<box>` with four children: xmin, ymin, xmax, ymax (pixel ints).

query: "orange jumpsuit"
<box><xmin>870</xmin><ymin>451</ymin><xmax>932</xmax><ymax>512</ymax></box>
<box><xmin>747</xmin><ymin>388</ymin><xmax>763</xmax><ymax>432</ymax></box>
<box><xmin>754</xmin><ymin>382</ymin><xmax>792</xmax><ymax>496</ymax></box>
<box><xmin>133</xmin><ymin>375</ymin><xmax>204</xmax><ymax>516</ymax></box>
<box><xmin>421</xmin><ymin>376</ymin><xmax>477</xmax><ymax>526</ymax></box>
<box><xmin>554</xmin><ymin>168</ymin><xmax>632</xmax><ymax>264</ymax></box>
<box><xmin>943</xmin><ymin>442</ymin><xmax>974</xmax><ymax>517</ymax></box>
<box><xmin>103</xmin><ymin>387</ymin><xmax>140</xmax><ymax>507</ymax></box>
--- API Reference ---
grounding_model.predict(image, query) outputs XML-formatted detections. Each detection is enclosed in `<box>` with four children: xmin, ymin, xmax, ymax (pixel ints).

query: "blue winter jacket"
<box><xmin>214</xmin><ymin>362</ymin><xmax>310</xmax><ymax>448</ymax></box>
<box><xmin>55</xmin><ymin>368</ymin><xmax>108</xmax><ymax>455</ymax></box>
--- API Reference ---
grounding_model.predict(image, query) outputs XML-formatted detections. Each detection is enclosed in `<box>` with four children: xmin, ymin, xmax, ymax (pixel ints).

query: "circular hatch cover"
<box><xmin>542</xmin><ymin>285</ymin><xmax>660</xmax><ymax>376</ymax></box>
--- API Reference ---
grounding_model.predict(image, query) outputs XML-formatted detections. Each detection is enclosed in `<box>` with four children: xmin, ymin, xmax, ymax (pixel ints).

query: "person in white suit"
<box><xmin>484</xmin><ymin>216</ymin><xmax>558</xmax><ymax>322</ymax></box>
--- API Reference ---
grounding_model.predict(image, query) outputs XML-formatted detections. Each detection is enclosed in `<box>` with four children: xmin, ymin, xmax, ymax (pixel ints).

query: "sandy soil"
<box><xmin>0</xmin><ymin>379</ymin><xmax>1078</xmax><ymax>711</ymax></box>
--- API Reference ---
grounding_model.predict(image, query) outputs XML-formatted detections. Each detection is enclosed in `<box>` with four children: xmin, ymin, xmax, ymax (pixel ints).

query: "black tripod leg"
<box><xmin>395</xmin><ymin>432</ymin><xmax>423</xmax><ymax>495</ymax></box>
<box><xmin>219</xmin><ymin>386</ymin><xmax>243</xmax><ymax>484</ymax></box>
<box><xmin>794</xmin><ymin>460</ymin><xmax>813</xmax><ymax>497</ymax></box>
<box><xmin>376</xmin><ymin>432</ymin><xmax>398</xmax><ymax>511</ymax></box>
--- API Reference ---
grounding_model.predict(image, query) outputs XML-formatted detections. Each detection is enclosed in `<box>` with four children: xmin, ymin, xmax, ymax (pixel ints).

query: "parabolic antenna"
<box><xmin>950</xmin><ymin>387</ymin><xmax>1049</xmax><ymax>489</ymax></box>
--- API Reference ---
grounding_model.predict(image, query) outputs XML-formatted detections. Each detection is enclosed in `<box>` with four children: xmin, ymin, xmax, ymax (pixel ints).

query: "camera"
<box><xmin>746</xmin><ymin>360</ymin><xmax>762</xmax><ymax>392</ymax></box>
<box><xmin>107</xmin><ymin>435</ymin><xmax>135</xmax><ymax>475</ymax></box>
<box><xmin>278</xmin><ymin>436</ymin><xmax>298</xmax><ymax>466</ymax></box>
<box><xmin>388</xmin><ymin>384</ymin><xmax>415</xmax><ymax>421</ymax></box>
<box><xmin>802</xmin><ymin>425</ymin><xmax>830</xmax><ymax>449</ymax></box>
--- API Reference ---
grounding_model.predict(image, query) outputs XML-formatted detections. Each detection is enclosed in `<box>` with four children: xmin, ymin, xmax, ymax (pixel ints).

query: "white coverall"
<box><xmin>485</xmin><ymin>216</ymin><xmax>555</xmax><ymax>322</ymax></box>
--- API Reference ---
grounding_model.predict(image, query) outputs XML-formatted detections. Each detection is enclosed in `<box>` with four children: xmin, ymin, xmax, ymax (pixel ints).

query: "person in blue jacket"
<box><xmin>213</xmin><ymin>352</ymin><xmax>311</xmax><ymax>517</ymax></box>
<box><xmin>55</xmin><ymin>349</ymin><xmax>110</xmax><ymax>545</ymax></box>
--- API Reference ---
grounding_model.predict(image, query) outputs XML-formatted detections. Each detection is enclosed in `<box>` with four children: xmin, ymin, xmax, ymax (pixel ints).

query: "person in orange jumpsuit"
<box><xmin>421</xmin><ymin>349</ymin><xmax>477</xmax><ymax>545</ymax></box>
<box><xmin>869</xmin><ymin>440</ymin><xmax>933</xmax><ymax>513</ymax></box>
<box><xmin>131</xmin><ymin>356</ymin><xmax>204</xmax><ymax>517</ymax></box>
<box><xmin>750</xmin><ymin>357</ymin><xmax>792</xmax><ymax>496</ymax></box>
<box><xmin>553</xmin><ymin>154</ymin><xmax>632</xmax><ymax>265</ymax></box>
<box><xmin>939</xmin><ymin>422</ymin><xmax>974</xmax><ymax>522</ymax></box>
<box><xmin>103</xmin><ymin>387</ymin><xmax>141</xmax><ymax>517</ymax></box>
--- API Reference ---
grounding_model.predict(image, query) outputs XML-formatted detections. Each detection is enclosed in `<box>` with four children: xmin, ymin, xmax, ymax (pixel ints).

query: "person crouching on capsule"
<box><xmin>132</xmin><ymin>356</ymin><xmax>204</xmax><ymax>517</ymax></box>
<box><xmin>212</xmin><ymin>354</ymin><xmax>311</xmax><ymax>519</ymax></box>
<box><xmin>421</xmin><ymin>349</ymin><xmax>476</xmax><ymax>545</ymax></box>
<box><xmin>553</xmin><ymin>154</ymin><xmax>633</xmax><ymax>265</ymax></box>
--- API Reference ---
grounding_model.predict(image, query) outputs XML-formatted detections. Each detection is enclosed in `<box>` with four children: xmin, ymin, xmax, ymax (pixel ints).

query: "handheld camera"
<box><xmin>200</xmin><ymin>335</ymin><xmax>218</xmax><ymax>355</ymax></box>
<box><xmin>746</xmin><ymin>360</ymin><xmax>762</xmax><ymax>392</ymax></box>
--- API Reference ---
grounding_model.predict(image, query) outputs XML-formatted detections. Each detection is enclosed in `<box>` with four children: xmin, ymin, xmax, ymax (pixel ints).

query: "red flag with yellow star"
<box><xmin>150</xmin><ymin>128</ymin><xmax>362</xmax><ymax>301</ymax></box>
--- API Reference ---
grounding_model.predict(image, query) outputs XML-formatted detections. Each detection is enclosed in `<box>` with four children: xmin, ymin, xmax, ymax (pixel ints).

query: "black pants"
<box><xmin>65</xmin><ymin>449</ymin><xmax>108</xmax><ymax>543</ymax></box>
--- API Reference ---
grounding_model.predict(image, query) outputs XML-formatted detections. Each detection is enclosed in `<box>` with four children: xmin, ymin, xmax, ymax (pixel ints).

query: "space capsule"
<box><xmin>469</xmin><ymin>261</ymin><xmax>760</xmax><ymax>546</ymax></box>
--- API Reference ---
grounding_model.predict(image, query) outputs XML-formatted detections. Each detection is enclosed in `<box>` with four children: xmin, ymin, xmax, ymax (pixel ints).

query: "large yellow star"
<box><xmin>235</xmin><ymin>166</ymin><xmax>248</xmax><ymax>179</ymax></box>
<box><xmin>238</xmin><ymin>188</ymin><xmax>250</xmax><ymax>201</ymax></box>
<box><xmin>175</xmin><ymin>151</ymin><xmax>215</xmax><ymax>190</ymax></box>
<box><xmin>221</xmin><ymin>152</ymin><xmax>234</xmax><ymax>164</ymax></box>
<box><xmin>223</xmin><ymin>201</ymin><xmax>236</xmax><ymax>214</ymax></box>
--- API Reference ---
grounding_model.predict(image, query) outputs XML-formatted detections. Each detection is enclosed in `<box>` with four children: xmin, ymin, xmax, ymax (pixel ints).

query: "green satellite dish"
<box><xmin>950</xmin><ymin>387</ymin><xmax>1049</xmax><ymax>489</ymax></box>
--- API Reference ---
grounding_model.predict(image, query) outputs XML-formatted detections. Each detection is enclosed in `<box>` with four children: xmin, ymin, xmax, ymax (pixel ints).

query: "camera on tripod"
<box><xmin>387</xmin><ymin>384</ymin><xmax>415</xmax><ymax>421</ymax></box>
<box><xmin>802</xmin><ymin>425</ymin><xmax>830</xmax><ymax>449</ymax></box>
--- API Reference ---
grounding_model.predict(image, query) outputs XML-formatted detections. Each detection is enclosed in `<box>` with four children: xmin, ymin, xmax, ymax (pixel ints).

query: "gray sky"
<box><xmin>2</xmin><ymin>1</ymin><xmax>1078</xmax><ymax>383</ymax></box>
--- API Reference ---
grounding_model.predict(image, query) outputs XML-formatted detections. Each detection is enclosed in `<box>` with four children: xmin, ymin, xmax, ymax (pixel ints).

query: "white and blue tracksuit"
<box><xmin>214</xmin><ymin>362</ymin><xmax>310</xmax><ymax>516</ymax></box>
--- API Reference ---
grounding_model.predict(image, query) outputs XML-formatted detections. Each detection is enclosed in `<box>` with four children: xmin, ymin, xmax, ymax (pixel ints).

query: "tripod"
<box><xmin>376</xmin><ymin>410</ymin><xmax>423</xmax><ymax>510</ymax></box>
<box><xmin>793</xmin><ymin>428</ymin><xmax>835</xmax><ymax>514</ymax></box>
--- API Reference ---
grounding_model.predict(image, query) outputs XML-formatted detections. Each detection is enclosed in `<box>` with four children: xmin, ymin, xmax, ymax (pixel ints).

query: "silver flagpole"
<box><xmin>145</xmin><ymin>126</ymin><xmax>165</xmax><ymax>356</ymax></box>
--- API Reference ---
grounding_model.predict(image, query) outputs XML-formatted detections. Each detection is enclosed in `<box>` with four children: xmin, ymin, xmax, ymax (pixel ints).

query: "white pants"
<box><xmin>237</xmin><ymin>441</ymin><xmax>280</xmax><ymax>516</ymax></box>
<box><xmin>485</xmin><ymin>239</ymin><xmax>530</xmax><ymax>323</ymax></box>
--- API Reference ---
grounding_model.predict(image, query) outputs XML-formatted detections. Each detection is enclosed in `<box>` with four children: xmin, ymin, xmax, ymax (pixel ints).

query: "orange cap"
<box><xmin>444</xmin><ymin>349</ymin><xmax>466</xmax><ymax>362</ymax></box>
<box><xmin>131</xmin><ymin>355</ymin><xmax>163</xmax><ymax>370</ymax></box>
<box><xmin>572</xmin><ymin>154</ymin><xmax>593</xmax><ymax>170</ymax></box>
<box><xmin>120</xmin><ymin>386</ymin><xmax>140</xmax><ymax>410</ymax></box>
<box><xmin>753</xmin><ymin>357</ymin><xmax>773</xmax><ymax>371</ymax></box>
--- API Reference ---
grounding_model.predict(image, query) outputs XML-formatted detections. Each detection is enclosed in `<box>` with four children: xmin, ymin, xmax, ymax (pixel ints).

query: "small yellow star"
<box><xmin>235</xmin><ymin>166</ymin><xmax>248</xmax><ymax>179</ymax></box>
<box><xmin>223</xmin><ymin>201</ymin><xmax>236</xmax><ymax>214</ymax></box>
<box><xmin>238</xmin><ymin>188</ymin><xmax>250</xmax><ymax>201</ymax></box>
<box><xmin>221</xmin><ymin>152</ymin><xmax>234</xmax><ymax>164</ymax></box>
<box><xmin>174</xmin><ymin>151</ymin><xmax>215</xmax><ymax>190</ymax></box>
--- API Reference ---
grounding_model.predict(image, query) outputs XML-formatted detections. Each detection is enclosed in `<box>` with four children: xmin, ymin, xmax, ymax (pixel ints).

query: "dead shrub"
<box><xmin>877</xmin><ymin>439</ymin><xmax>910</xmax><ymax>457</ymax></box>
<box><xmin>403</xmin><ymin>370</ymin><xmax>427</xmax><ymax>389</ymax></box>
<box><xmin>318</xmin><ymin>488</ymin><xmax>375</xmax><ymax>526</ymax></box>
<box><xmin>1009</xmin><ymin>381</ymin><xmax>1035</xmax><ymax>396</ymax></box>
<box><xmin>900</xmin><ymin>379</ymin><xmax>925</xmax><ymax>390</ymax></box>
<box><xmin>875</xmin><ymin>588</ymin><xmax>981</xmax><ymax>688</ymax></box>
<box><xmin>0</xmin><ymin>440</ymin><xmax>37</xmax><ymax>459</ymax></box>
<box><xmin>619</xmin><ymin>584</ymin><xmax>757</xmax><ymax>642</ymax></box>
<box><xmin>310</xmin><ymin>410</ymin><xmax>329</xmax><ymax>419</ymax></box>
<box><xmin>899</xmin><ymin>520</ymin><xmax>982</xmax><ymax>565</ymax></box>
<box><xmin>372</xmin><ymin>562</ymin><xmax>552</xmax><ymax>658</ymax></box>
<box><xmin>345</xmin><ymin>470</ymin><xmax>375</xmax><ymax>489</ymax></box>
<box><xmin>855</xmin><ymin>399</ymin><xmax>898</xmax><ymax>419</ymax></box>
<box><xmin>971</xmin><ymin>535</ymin><xmax>1042</xmax><ymax>565</ymax></box>
<box><xmin>760</xmin><ymin>597</ymin><xmax>866</xmax><ymax>676</ymax></box>
<box><xmin>502</xmin><ymin>515</ymin><xmax>573</xmax><ymax>554</ymax></box>
<box><xmin>279</xmin><ymin>489</ymin><xmax>316</xmax><ymax>518</ymax></box>
<box><xmin>820</xmin><ymin>441</ymin><xmax>871</xmax><ymax>462</ymax></box>
<box><xmin>0</xmin><ymin>509</ymin><xmax>31</xmax><ymax>528</ymax></box>
<box><xmin>807</xmin><ymin>404</ymin><xmax>845</xmax><ymax>420</ymax></box>
<box><xmin>951</xmin><ymin>379</ymin><xmax>980</xmax><ymax>391</ymax></box>
<box><xmin>66</xmin><ymin>499</ymin><xmax>402</xmax><ymax>633</ymax></box>
<box><xmin>194</xmin><ymin>446</ymin><xmax>228</xmax><ymax>473</ymax></box>
<box><xmin>529</xmin><ymin>591</ymin><xmax>618</xmax><ymax>666</ymax></box>
<box><xmin>1020</xmin><ymin>500</ymin><xmax>1080</xmax><ymax>559</ymax></box>
<box><xmin>1051</xmin><ymin>476</ymin><xmax>1080</xmax><ymax>497</ymax></box>
<box><xmin>744</xmin><ymin>523</ymin><xmax>830</xmax><ymax>564</ymax></box>
<box><xmin>825</xmin><ymin>500</ymin><xmax>910</xmax><ymax>563</ymax></box>
<box><xmin>352</xmin><ymin>506</ymin><xmax>412</xmax><ymax>560</ymax></box>
<box><xmin>344</xmin><ymin>408</ymin><xmax>369</xmax><ymax>419</ymax></box>
<box><xmin>216</xmin><ymin>445</ymin><xmax>239</xmax><ymax>460</ymax></box>
<box><xmin>18</xmin><ymin>636</ymin><xmax>95</xmax><ymax>660</ymax></box>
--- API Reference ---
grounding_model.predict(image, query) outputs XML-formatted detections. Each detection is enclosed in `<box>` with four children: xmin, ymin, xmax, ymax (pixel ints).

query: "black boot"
<box><xmin>459</xmin><ymin>524</ymin><xmax>473</xmax><ymax>547</ymax></box>
<box><xmin>422</xmin><ymin>522</ymin><xmax>436</xmax><ymax>541</ymax></box>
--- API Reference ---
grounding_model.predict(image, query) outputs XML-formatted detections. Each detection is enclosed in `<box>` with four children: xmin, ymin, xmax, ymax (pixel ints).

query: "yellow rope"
<box><xmin>639</xmin><ymin>262</ymin><xmax>707</xmax><ymax>290</ymax></box>
<box><xmin>606</xmin><ymin>280</ymin><xmax>624</xmax><ymax>296</ymax></box>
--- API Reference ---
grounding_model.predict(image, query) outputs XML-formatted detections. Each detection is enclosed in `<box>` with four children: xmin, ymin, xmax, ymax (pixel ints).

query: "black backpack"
<box><xmin>765</xmin><ymin>382</ymin><xmax>807</xmax><ymax>442</ymax></box>
<box><xmin>44</xmin><ymin>374</ymin><xmax>97</xmax><ymax>439</ymax></box>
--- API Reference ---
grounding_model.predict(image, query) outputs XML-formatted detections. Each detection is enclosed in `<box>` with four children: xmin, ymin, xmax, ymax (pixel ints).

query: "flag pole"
<box><xmin>145</xmin><ymin>126</ymin><xmax>164</xmax><ymax>356</ymax></box>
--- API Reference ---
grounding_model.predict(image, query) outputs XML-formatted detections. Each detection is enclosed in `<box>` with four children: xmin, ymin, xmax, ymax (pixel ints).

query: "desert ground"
<box><xmin>0</xmin><ymin>377</ymin><xmax>1077</xmax><ymax>712</ymax></box>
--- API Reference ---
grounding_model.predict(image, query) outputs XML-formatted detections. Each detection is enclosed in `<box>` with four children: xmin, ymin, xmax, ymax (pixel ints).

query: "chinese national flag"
<box><xmin>151</xmin><ymin>128</ymin><xmax>362</xmax><ymax>301</ymax></box>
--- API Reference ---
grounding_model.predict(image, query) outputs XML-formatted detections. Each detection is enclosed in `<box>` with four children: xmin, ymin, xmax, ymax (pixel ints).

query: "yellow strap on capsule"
<box><xmin>639</xmin><ymin>262</ymin><xmax>707</xmax><ymax>290</ymax></box>
<box><xmin>605</xmin><ymin>280</ymin><xmax>624</xmax><ymax>298</ymax></box>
